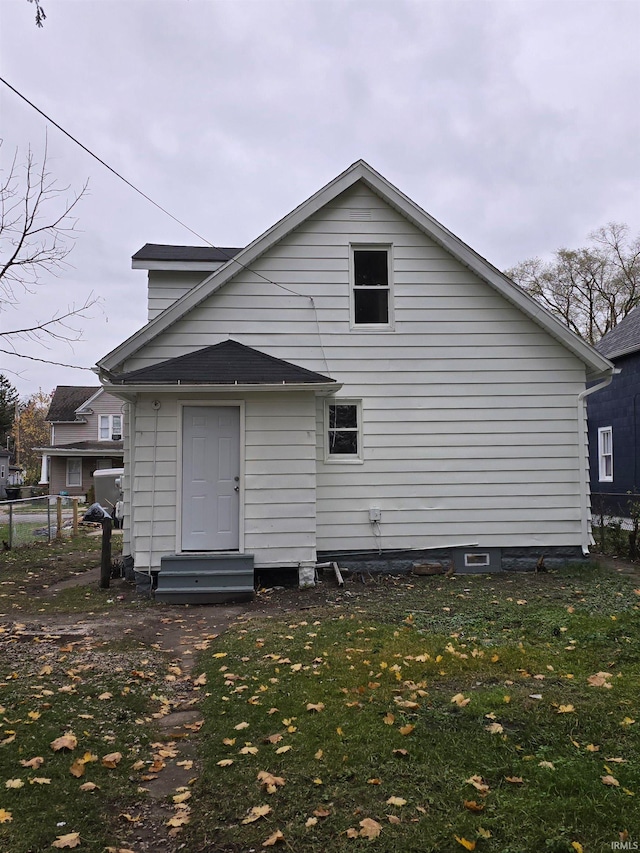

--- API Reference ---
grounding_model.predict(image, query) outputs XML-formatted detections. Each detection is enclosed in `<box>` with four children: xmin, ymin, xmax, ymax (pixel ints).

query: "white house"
<box><xmin>96</xmin><ymin>161</ymin><xmax>614</xmax><ymax>602</ymax></box>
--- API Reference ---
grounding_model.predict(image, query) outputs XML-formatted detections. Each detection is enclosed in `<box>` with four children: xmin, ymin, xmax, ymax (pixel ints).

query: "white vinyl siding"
<box><xmin>598</xmin><ymin>426</ymin><xmax>613</xmax><ymax>482</ymax></box>
<box><xmin>128</xmin><ymin>393</ymin><xmax>316</xmax><ymax>570</ymax></box>
<box><xmin>53</xmin><ymin>391</ymin><xmax>124</xmax><ymax>446</ymax></box>
<box><xmin>122</xmin><ymin>181</ymin><xmax>589</xmax><ymax>563</ymax></box>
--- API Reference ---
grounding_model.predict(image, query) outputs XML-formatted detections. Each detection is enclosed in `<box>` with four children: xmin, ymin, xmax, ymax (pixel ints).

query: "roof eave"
<box><xmin>102</xmin><ymin>381</ymin><xmax>342</xmax><ymax>397</ymax></box>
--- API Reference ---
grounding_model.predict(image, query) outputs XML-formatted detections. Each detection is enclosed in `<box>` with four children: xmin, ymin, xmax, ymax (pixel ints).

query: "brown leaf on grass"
<box><xmin>394</xmin><ymin>699</ymin><xmax>420</xmax><ymax>710</ymax></box>
<box><xmin>50</xmin><ymin>733</ymin><xmax>77</xmax><ymax>752</ymax></box>
<box><xmin>505</xmin><ymin>776</ymin><xmax>524</xmax><ymax>784</ymax></box>
<box><xmin>557</xmin><ymin>705</ymin><xmax>575</xmax><ymax>714</ymax></box>
<box><xmin>98</xmin><ymin>692</ymin><xmax>113</xmax><ymax>701</ymax></box>
<box><xmin>217</xmin><ymin>759</ymin><xmax>234</xmax><ymax>767</ymax></box>
<box><xmin>305</xmin><ymin>817</ymin><xmax>318</xmax><ymax>827</ymax></box>
<box><xmin>306</xmin><ymin>703</ymin><xmax>325</xmax><ymax>712</ymax></box>
<box><xmin>264</xmin><ymin>734</ymin><xmax>283</xmax><ymax>744</ymax></box>
<box><xmin>313</xmin><ymin>807</ymin><xmax>331</xmax><ymax>818</ymax></box>
<box><xmin>399</xmin><ymin>724</ymin><xmax>415</xmax><ymax>736</ymax></box>
<box><xmin>69</xmin><ymin>759</ymin><xmax>85</xmax><ymax>778</ymax></box>
<box><xmin>455</xmin><ymin>838</ymin><xmax>476</xmax><ymax>851</ymax></box>
<box><xmin>602</xmin><ymin>775</ymin><xmax>620</xmax><ymax>787</ymax></box>
<box><xmin>20</xmin><ymin>756</ymin><xmax>44</xmax><ymax>769</ymax></box>
<box><xmin>262</xmin><ymin>829</ymin><xmax>285</xmax><ymax>846</ymax></box>
<box><xmin>0</xmin><ymin>809</ymin><xmax>12</xmax><ymax>823</ymax></box>
<box><xmin>359</xmin><ymin>818</ymin><xmax>382</xmax><ymax>839</ymax></box>
<box><xmin>193</xmin><ymin>673</ymin><xmax>207</xmax><ymax>686</ymax></box>
<box><xmin>383</xmin><ymin>712</ymin><xmax>395</xmax><ymax>725</ymax></box>
<box><xmin>387</xmin><ymin>814</ymin><xmax>401</xmax><ymax>824</ymax></box>
<box><xmin>485</xmin><ymin>722</ymin><xmax>504</xmax><ymax>735</ymax></box>
<box><xmin>51</xmin><ymin>832</ymin><xmax>81</xmax><ymax>848</ymax></box>
<box><xmin>119</xmin><ymin>813</ymin><xmax>142</xmax><ymax>823</ymax></box>
<box><xmin>367</xmin><ymin>778</ymin><xmax>382</xmax><ymax>785</ymax></box>
<box><xmin>79</xmin><ymin>782</ymin><xmax>99</xmax><ymax>791</ymax></box>
<box><xmin>222</xmin><ymin>737</ymin><xmax>236</xmax><ymax>746</ymax></box>
<box><xmin>346</xmin><ymin>828</ymin><xmax>360</xmax><ymax>838</ymax></box>
<box><xmin>242</xmin><ymin>804</ymin><xmax>272</xmax><ymax>824</ymax></box>
<box><xmin>587</xmin><ymin>672</ymin><xmax>613</xmax><ymax>688</ymax></box>
<box><xmin>30</xmin><ymin>777</ymin><xmax>51</xmax><ymax>785</ymax></box>
<box><xmin>275</xmin><ymin>745</ymin><xmax>292</xmax><ymax>755</ymax></box>
<box><xmin>451</xmin><ymin>693</ymin><xmax>470</xmax><ymax>707</ymax></box>
<box><xmin>173</xmin><ymin>791</ymin><xmax>191</xmax><ymax>804</ymax></box>
<box><xmin>463</xmin><ymin>800</ymin><xmax>485</xmax><ymax>812</ymax></box>
<box><xmin>5</xmin><ymin>779</ymin><xmax>24</xmax><ymax>789</ymax></box>
<box><xmin>386</xmin><ymin>796</ymin><xmax>407</xmax><ymax>806</ymax></box>
<box><xmin>257</xmin><ymin>770</ymin><xmax>285</xmax><ymax>793</ymax></box>
<box><xmin>466</xmin><ymin>775</ymin><xmax>490</xmax><ymax>794</ymax></box>
<box><xmin>393</xmin><ymin>749</ymin><xmax>409</xmax><ymax>757</ymax></box>
<box><xmin>101</xmin><ymin>752</ymin><xmax>122</xmax><ymax>769</ymax></box>
<box><xmin>234</xmin><ymin>721</ymin><xmax>250</xmax><ymax>730</ymax></box>
<box><xmin>166</xmin><ymin>813</ymin><xmax>190</xmax><ymax>827</ymax></box>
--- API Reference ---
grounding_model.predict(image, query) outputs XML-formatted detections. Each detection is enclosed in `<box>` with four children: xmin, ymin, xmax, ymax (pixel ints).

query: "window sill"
<box><xmin>323</xmin><ymin>457</ymin><xmax>364</xmax><ymax>465</ymax></box>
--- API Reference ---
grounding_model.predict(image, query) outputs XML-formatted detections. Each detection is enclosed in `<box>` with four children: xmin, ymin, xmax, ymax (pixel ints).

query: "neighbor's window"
<box><xmin>598</xmin><ymin>426</ymin><xmax>613</xmax><ymax>482</ymax></box>
<box><xmin>351</xmin><ymin>246</ymin><xmax>392</xmax><ymax>327</ymax></box>
<box><xmin>326</xmin><ymin>401</ymin><xmax>362</xmax><ymax>461</ymax></box>
<box><xmin>464</xmin><ymin>553</ymin><xmax>490</xmax><ymax>567</ymax></box>
<box><xmin>66</xmin><ymin>458</ymin><xmax>82</xmax><ymax>488</ymax></box>
<box><xmin>99</xmin><ymin>414</ymin><xmax>123</xmax><ymax>441</ymax></box>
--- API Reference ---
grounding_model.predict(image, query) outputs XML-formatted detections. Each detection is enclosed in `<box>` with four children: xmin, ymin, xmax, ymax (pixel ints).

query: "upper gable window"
<box><xmin>351</xmin><ymin>246</ymin><xmax>393</xmax><ymax>328</ymax></box>
<box><xmin>99</xmin><ymin>414</ymin><xmax>123</xmax><ymax>441</ymax></box>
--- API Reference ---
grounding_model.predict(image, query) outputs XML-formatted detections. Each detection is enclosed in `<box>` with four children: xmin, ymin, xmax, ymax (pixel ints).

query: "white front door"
<box><xmin>181</xmin><ymin>406</ymin><xmax>240</xmax><ymax>551</ymax></box>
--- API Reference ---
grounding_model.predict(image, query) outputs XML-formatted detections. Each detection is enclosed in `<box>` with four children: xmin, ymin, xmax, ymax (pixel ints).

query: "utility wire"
<box><xmin>0</xmin><ymin>75</ymin><xmax>304</xmax><ymax>298</ymax></box>
<box><xmin>1</xmin><ymin>76</ymin><xmax>330</xmax><ymax>370</ymax></box>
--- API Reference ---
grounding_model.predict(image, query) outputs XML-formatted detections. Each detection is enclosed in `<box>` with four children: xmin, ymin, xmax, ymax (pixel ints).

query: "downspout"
<box><xmin>577</xmin><ymin>371</ymin><xmax>617</xmax><ymax>555</ymax></box>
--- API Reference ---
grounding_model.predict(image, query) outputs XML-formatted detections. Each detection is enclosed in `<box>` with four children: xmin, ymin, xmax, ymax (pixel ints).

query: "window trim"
<box><xmin>66</xmin><ymin>457</ymin><xmax>82</xmax><ymax>488</ymax></box>
<box><xmin>99</xmin><ymin>414</ymin><xmax>123</xmax><ymax>441</ymax></box>
<box><xmin>598</xmin><ymin>426</ymin><xmax>613</xmax><ymax>482</ymax></box>
<box><xmin>324</xmin><ymin>399</ymin><xmax>363</xmax><ymax>464</ymax></box>
<box><xmin>349</xmin><ymin>244</ymin><xmax>394</xmax><ymax>330</ymax></box>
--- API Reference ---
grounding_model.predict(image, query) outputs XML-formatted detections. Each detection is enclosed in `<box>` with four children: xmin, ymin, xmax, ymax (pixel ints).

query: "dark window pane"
<box><xmin>329</xmin><ymin>431</ymin><xmax>358</xmax><ymax>454</ymax></box>
<box><xmin>329</xmin><ymin>404</ymin><xmax>358</xmax><ymax>429</ymax></box>
<box><xmin>354</xmin><ymin>289</ymin><xmax>388</xmax><ymax>324</ymax></box>
<box><xmin>354</xmin><ymin>250</ymin><xmax>388</xmax><ymax>286</ymax></box>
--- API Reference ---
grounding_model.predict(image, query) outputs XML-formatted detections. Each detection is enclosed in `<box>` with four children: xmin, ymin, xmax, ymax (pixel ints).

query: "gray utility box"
<box><xmin>93</xmin><ymin>468</ymin><xmax>124</xmax><ymax>513</ymax></box>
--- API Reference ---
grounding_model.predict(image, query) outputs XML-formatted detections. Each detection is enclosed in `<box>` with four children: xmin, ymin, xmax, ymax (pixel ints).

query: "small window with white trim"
<box><xmin>99</xmin><ymin>414</ymin><xmax>123</xmax><ymax>441</ymax></box>
<box><xmin>598</xmin><ymin>426</ymin><xmax>613</xmax><ymax>482</ymax></box>
<box><xmin>325</xmin><ymin>400</ymin><xmax>362</xmax><ymax>461</ymax></box>
<box><xmin>66</xmin><ymin>458</ymin><xmax>82</xmax><ymax>488</ymax></box>
<box><xmin>351</xmin><ymin>246</ymin><xmax>393</xmax><ymax>327</ymax></box>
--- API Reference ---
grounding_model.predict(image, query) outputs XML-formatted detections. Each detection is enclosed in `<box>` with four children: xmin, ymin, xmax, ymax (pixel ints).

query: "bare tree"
<box><xmin>0</xmin><ymin>141</ymin><xmax>97</xmax><ymax>364</ymax></box>
<box><xmin>27</xmin><ymin>0</ymin><xmax>46</xmax><ymax>27</ymax></box>
<box><xmin>507</xmin><ymin>223</ymin><xmax>640</xmax><ymax>345</ymax></box>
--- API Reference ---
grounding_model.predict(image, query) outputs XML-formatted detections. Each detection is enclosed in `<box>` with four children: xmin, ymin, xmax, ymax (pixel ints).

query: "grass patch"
<box><xmin>187</xmin><ymin>567</ymin><xmax>640</xmax><ymax>852</ymax></box>
<box><xmin>0</xmin><ymin>629</ymin><xmax>177</xmax><ymax>852</ymax></box>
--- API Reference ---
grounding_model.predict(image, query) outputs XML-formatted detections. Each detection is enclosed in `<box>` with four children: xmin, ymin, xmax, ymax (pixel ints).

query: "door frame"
<box><xmin>176</xmin><ymin>399</ymin><xmax>246</xmax><ymax>554</ymax></box>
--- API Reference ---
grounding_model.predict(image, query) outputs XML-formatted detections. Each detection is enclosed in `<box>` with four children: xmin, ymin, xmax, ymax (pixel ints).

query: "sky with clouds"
<box><xmin>1</xmin><ymin>0</ymin><xmax>638</xmax><ymax>397</ymax></box>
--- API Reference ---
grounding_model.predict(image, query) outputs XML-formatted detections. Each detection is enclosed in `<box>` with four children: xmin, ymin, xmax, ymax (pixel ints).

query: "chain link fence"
<box><xmin>591</xmin><ymin>492</ymin><xmax>640</xmax><ymax>560</ymax></box>
<box><xmin>0</xmin><ymin>496</ymin><xmax>80</xmax><ymax>549</ymax></box>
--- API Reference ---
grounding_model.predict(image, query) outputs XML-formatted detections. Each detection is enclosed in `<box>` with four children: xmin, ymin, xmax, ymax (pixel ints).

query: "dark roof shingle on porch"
<box><xmin>46</xmin><ymin>387</ymin><xmax>99</xmax><ymax>422</ymax></box>
<box><xmin>113</xmin><ymin>340</ymin><xmax>336</xmax><ymax>386</ymax></box>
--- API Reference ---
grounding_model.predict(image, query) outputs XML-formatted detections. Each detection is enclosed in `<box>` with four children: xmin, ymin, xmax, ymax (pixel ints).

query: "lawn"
<box><xmin>185</xmin><ymin>566</ymin><xmax>640</xmax><ymax>853</ymax></box>
<box><xmin>0</xmin><ymin>555</ymin><xmax>638</xmax><ymax>852</ymax></box>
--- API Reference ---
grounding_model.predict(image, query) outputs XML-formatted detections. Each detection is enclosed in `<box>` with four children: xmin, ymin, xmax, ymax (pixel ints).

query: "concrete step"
<box><xmin>154</xmin><ymin>585</ymin><xmax>254</xmax><ymax>605</ymax></box>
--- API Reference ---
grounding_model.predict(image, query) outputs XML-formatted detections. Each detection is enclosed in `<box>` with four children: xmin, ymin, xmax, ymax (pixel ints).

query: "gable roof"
<box><xmin>112</xmin><ymin>340</ymin><xmax>336</xmax><ymax>386</ymax></box>
<box><xmin>46</xmin><ymin>386</ymin><xmax>100</xmax><ymax>422</ymax></box>
<box><xmin>97</xmin><ymin>160</ymin><xmax>613</xmax><ymax>381</ymax></box>
<box><xmin>595</xmin><ymin>308</ymin><xmax>640</xmax><ymax>360</ymax></box>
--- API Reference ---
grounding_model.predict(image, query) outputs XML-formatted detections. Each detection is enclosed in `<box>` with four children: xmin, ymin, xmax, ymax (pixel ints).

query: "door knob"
<box><xmin>234</xmin><ymin>485</ymin><xmax>239</xmax><ymax>492</ymax></box>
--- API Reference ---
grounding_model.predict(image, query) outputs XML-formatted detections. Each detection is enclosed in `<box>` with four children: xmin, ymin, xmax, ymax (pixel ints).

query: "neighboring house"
<box><xmin>587</xmin><ymin>307</ymin><xmax>640</xmax><ymax>517</ymax></box>
<box><xmin>36</xmin><ymin>386</ymin><xmax>124</xmax><ymax>497</ymax></box>
<box><xmin>0</xmin><ymin>450</ymin><xmax>10</xmax><ymax>499</ymax></box>
<box><xmin>95</xmin><ymin>160</ymin><xmax>614</xmax><ymax>601</ymax></box>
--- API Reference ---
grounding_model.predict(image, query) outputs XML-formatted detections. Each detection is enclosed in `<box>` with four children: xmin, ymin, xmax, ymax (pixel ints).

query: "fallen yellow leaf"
<box><xmin>602</xmin><ymin>775</ymin><xmax>620</xmax><ymax>787</ymax></box>
<box><xmin>455</xmin><ymin>836</ymin><xmax>476</xmax><ymax>850</ymax></box>
<box><xmin>50</xmin><ymin>733</ymin><xmax>77</xmax><ymax>752</ymax></box>
<box><xmin>359</xmin><ymin>818</ymin><xmax>382</xmax><ymax>839</ymax></box>
<box><xmin>51</xmin><ymin>832</ymin><xmax>81</xmax><ymax>849</ymax></box>
<box><xmin>101</xmin><ymin>752</ymin><xmax>122</xmax><ymax>768</ymax></box>
<box><xmin>262</xmin><ymin>829</ymin><xmax>285</xmax><ymax>846</ymax></box>
<box><xmin>451</xmin><ymin>693</ymin><xmax>470</xmax><ymax>707</ymax></box>
<box><xmin>242</xmin><ymin>804</ymin><xmax>272</xmax><ymax>824</ymax></box>
<box><xmin>0</xmin><ymin>809</ymin><xmax>12</xmax><ymax>823</ymax></box>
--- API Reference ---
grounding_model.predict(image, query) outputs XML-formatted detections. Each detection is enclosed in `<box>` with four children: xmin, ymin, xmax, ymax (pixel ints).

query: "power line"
<box><xmin>0</xmin><ymin>348</ymin><xmax>93</xmax><ymax>369</ymax></box>
<box><xmin>0</xmin><ymin>75</ymin><xmax>305</xmax><ymax>298</ymax></box>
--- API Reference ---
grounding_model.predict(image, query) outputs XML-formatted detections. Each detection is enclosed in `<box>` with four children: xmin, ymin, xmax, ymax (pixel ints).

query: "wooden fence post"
<box><xmin>72</xmin><ymin>498</ymin><xmax>79</xmax><ymax>536</ymax></box>
<box><xmin>56</xmin><ymin>496</ymin><xmax>63</xmax><ymax>540</ymax></box>
<box><xmin>100</xmin><ymin>517</ymin><xmax>112</xmax><ymax>589</ymax></box>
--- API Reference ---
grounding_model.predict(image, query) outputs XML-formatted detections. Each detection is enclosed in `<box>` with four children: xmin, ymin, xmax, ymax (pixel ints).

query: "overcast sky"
<box><xmin>1</xmin><ymin>0</ymin><xmax>638</xmax><ymax>397</ymax></box>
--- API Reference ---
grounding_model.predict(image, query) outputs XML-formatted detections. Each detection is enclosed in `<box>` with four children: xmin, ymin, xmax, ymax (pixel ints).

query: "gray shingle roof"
<box><xmin>132</xmin><ymin>244</ymin><xmax>243</xmax><ymax>263</ymax></box>
<box><xmin>114</xmin><ymin>340</ymin><xmax>336</xmax><ymax>386</ymax></box>
<box><xmin>595</xmin><ymin>308</ymin><xmax>640</xmax><ymax>359</ymax></box>
<box><xmin>46</xmin><ymin>387</ymin><xmax>100</xmax><ymax>422</ymax></box>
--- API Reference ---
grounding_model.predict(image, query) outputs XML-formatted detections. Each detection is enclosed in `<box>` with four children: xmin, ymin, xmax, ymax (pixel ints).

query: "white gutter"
<box><xmin>577</xmin><ymin>370</ymin><xmax>619</xmax><ymax>555</ymax></box>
